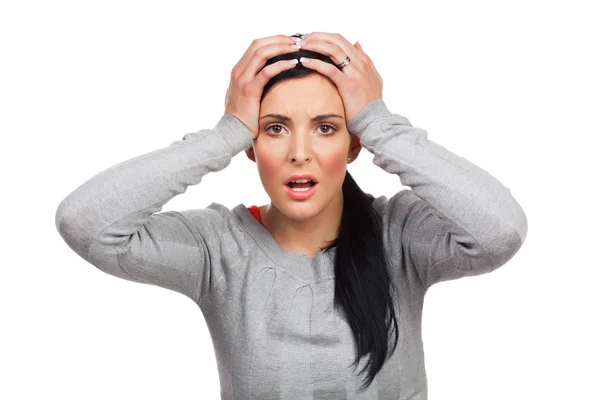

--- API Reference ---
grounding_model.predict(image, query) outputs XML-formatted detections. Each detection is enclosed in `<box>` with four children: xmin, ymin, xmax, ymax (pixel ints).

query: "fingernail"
<box><xmin>299</xmin><ymin>57</ymin><xmax>310</xmax><ymax>63</ymax></box>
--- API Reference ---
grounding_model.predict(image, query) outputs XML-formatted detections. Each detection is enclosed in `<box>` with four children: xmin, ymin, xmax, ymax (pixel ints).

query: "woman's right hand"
<box><xmin>224</xmin><ymin>34</ymin><xmax>301</xmax><ymax>140</ymax></box>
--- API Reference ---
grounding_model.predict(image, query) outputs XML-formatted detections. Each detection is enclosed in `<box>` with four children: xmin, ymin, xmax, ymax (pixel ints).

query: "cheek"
<box><xmin>320</xmin><ymin>148</ymin><xmax>348</xmax><ymax>178</ymax></box>
<box><xmin>255</xmin><ymin>147</ymin><xmax>283</xmax><ymax>186</ymax></box>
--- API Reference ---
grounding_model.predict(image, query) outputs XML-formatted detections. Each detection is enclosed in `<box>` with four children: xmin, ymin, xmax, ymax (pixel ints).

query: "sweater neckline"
<box><xmin>232</xmin><ymin>204</ymin><xmax>336</xmax><ymax>282</ymax></box>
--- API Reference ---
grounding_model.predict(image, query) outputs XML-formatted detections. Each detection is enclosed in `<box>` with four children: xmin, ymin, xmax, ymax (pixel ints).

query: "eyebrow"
<box><xmin>259</xmin><ymin>113</ymin><xmax>344</xmax><ymax>122</ymax></box>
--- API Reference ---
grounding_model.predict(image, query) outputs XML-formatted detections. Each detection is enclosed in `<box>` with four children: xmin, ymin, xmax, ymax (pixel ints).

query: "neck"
<box><xmin>260</xmin><ymin>192</ymin><xmax>343</xmax><ymax>257</ymax></box>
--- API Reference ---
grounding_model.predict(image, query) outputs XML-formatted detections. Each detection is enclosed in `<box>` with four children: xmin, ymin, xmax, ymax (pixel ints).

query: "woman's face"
<box><xmin>247</xmin><ymin>74</ymin><xmax>360</xmax><ymax>221</ymax></box>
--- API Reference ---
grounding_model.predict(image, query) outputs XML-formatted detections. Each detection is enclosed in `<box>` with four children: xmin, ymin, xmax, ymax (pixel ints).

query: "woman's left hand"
<box><xmin>297</xmin><ymin>32</ymin><xmax>383</xmax><ymax>122</ymax></box>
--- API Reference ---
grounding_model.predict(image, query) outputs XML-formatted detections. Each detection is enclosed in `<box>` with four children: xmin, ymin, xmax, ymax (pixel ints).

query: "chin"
<box><xmin>274</xmin><ymin>193</ymin><xmax>326</xmax><ymax>221</ymax></box>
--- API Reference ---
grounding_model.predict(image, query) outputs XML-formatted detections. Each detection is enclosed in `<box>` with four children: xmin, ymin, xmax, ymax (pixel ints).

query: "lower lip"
<box><xmin>285</xmin><ymin>183</ymin><xmax>318</xmax><ymax>200</ymax></box>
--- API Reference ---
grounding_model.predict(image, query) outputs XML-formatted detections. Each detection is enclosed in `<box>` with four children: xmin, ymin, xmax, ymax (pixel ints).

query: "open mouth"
<box><xmin>285</xmin><ymin>180</ymin><xmax>317</xmax><ymax>191</ymax></box>
<box><xmin>284</xmin><ymin>180</ymin><xmax>318</xmax><ymax>199</ymax></box>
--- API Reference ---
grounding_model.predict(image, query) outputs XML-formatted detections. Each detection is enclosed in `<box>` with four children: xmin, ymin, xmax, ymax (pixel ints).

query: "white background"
<box><xmin>1</xmin><ymin>0</ymin><xmax>598</xmax><ymax>399</ymax></box>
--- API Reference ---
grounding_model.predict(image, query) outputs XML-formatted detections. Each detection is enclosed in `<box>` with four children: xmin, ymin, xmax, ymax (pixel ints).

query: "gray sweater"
<box><xmin>55</xmin><ymin>98</ymin><xmax>527</xmax><ymax>399</ymax></box>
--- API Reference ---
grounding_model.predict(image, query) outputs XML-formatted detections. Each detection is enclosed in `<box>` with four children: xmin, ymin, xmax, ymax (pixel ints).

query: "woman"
<box><xmin>55</xmin><ymin>32</ymin><xmax>527</xmax><ymax>399</ymax></box>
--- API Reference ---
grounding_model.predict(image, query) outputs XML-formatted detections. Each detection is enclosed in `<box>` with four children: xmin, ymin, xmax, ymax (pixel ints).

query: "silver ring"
<box><xmin>336</xmin><ymin>56</ymin><xmax>351</xmax><ymax>70</ymax></box>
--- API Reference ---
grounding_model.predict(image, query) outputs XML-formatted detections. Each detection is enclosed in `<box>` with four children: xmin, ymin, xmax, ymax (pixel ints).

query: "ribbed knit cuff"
<box><xmin>346</xmin><ymin>98</ymin><xmax>394</xmax><ymax>137</ymax></box>
<box><xmin>213</xmin><ymin>114</ymin><xmax>254</xmax><ymax>155</ymax></box>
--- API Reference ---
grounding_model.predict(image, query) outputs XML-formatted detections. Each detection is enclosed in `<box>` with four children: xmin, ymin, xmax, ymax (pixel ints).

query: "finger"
<box><xmin>353</xmin><ymin>41</ymin><xmax>373</xmax><ymax>64</ymax></box>
<box><xmin>299</xmin><ymin>41</ymin><xmax>362</xmax><ymax>81</ymax></box>
<box><xmin>298</xmin><ymin>40</ymin><xmax>358</xmax><ymax>72</ymax></box>
<box><xmin>298</xmin><ymin>57</ymin><xmax>347</xmax><ymax>89</ymax></box>
<box><xmin>234</xmin><ymin>35</ymin><xmax>297</xmax><ymax>76</ymax></box>
<box><xmin>303</xmin><ymin>32</ymin><xmax>368</xmax><ymax>64</ymax></box>
<box><xmin>249</xmin><ymin>58</ymin><xmax>299</xmax><ymax>95</ymax></box>
<box><xmin>241</xmin><ymin>42</ymin><xmax>299</xmax><ymax>82</ymax></box>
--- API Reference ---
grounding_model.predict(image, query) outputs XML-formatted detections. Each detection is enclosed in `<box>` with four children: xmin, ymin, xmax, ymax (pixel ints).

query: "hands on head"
<box><xmin>224</xmin><ymin>32</ymin><xmax>383</xmax><ymax>140</ymax></box>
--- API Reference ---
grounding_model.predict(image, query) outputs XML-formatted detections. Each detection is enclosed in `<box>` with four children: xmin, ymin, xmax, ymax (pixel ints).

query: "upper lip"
<box><xmin>284</xmin><ymin>174</ymin><xmax>319</xmax><ymax>185</ymax></box>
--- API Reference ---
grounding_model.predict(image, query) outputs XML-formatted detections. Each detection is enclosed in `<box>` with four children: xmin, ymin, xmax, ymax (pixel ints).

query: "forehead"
<box><xmin>261</xmin><ymin>75</ymin><xmax>344</xmax><ymax>116</ymax></box>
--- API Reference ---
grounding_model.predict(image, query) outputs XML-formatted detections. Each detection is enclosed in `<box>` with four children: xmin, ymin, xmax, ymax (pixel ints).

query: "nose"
<box><xmin>288</xmin><ymin>132</ymin><xmax>313</xmax><ymax>163</ymax></box>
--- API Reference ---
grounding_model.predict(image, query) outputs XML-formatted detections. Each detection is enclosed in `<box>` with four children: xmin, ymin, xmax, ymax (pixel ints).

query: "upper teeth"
<box><xmin>291</xmin><ymin>179</ymin><xmax>312</xmax><ymax>183</ymax></box>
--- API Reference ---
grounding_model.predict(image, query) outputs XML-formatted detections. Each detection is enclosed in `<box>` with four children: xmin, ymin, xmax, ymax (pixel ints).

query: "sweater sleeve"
<box><xmin>347</xmin><ymin>99</ymin><xmax>528</xmax><ymax>290</ymax></box>
<box><xmin>54</xmin><ymin>114</ymin><xmax>253</xmax><ymax>305</ymax></box>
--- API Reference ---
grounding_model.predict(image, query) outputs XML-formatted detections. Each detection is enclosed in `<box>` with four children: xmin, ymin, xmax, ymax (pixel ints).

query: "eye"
<box><xmin>265</xmin><ymin>124</ymin><xmax>284</xmax><ymax>135</ymax></box>
<box><xmin>318</xmin><ymin>123</ymin><xmax>338</xmax><ymax>135</ymax></box>
<box><xmin>264</xmin><ymin>123</ymin><xmax>338</xmax><ymax>136</ymax></box>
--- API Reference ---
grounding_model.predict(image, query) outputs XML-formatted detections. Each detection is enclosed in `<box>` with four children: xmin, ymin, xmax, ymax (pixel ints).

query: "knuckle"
<box><xmin>241</xmin><ymin>84</ymin><xmax>253</xmax><ymax>97</ymax></box>
<box><xmin>257</xmin><ymin>67</ymin><xmax>268</xmax><ymax>78</ymax></box>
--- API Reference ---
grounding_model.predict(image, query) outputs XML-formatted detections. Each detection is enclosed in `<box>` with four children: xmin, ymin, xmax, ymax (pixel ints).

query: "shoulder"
<box><xmin>368</xmin><ymin>189</ymin><xmax>433</xmax><ymax>288</ymax></box>
<box><xmin>371</xmin><ymin>189</ymin><xmax>445</xmax><ymax>245</ymax></box>
<box><xmin>170</xmin><ymin>202</ymin><xmax>249</xmax><ymax>258</ymax></box>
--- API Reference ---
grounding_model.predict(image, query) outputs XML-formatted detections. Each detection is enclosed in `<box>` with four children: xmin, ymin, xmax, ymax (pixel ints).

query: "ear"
<box><xmin>347</xmin><ymin>134</ymin><xmax>362</xmax><ymax>163</ymax></box>
<box><xmin>245</xmin><ymin>146</ymin><xmax>256</xmax><ymax>162</ymax></box>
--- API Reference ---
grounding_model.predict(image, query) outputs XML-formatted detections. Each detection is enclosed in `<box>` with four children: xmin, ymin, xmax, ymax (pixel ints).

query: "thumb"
<box><xmin>354</xmin><ymin>41</ymin><xmax>363</xmax><ymax>50</ymax></box>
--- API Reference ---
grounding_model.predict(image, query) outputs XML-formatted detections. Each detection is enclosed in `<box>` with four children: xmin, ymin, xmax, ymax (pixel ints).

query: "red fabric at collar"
<box><xmin>247</xmin><ymin>205</ymin><xmax>262</xmax><ymax>225</ymax></box>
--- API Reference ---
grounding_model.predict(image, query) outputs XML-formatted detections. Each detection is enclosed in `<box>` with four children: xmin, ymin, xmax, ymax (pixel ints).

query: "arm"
<box><xmin>348</xmin><ymin>99</ymin><xmax>528</xmax><ymax>290</ymax></box>
<box><xmin>54</xmin><ymin>114</ymin><xmax>252</xmax><ymax>305</ymax></box>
